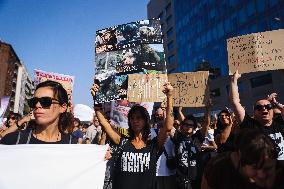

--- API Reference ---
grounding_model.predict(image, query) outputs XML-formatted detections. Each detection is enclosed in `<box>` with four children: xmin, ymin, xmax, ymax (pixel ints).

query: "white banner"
<box><xmin>0</xmin><ymin>144</ymin><xmax>108</xmax><ymax>189</ymax></box>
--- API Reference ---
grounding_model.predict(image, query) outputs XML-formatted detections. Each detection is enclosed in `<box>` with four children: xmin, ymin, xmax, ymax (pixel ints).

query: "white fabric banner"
<box><xmin>0</xmin><ymin>144</ymin><xmax>108</xmax><ymax>189</ymax></box>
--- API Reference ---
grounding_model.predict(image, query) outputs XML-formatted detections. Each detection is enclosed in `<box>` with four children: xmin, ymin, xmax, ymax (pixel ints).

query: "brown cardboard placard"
<box><xmin>227</xmin><ymin>29</ymin><xmax>284</xmax><ymax>75</ymax></box>
<box><xmin>168</xmin><ymin>71</ymin><xmax>209</xmax><ymax>107</ymax></box>
<box><xmin>127</xmin><ymin>74</ymin><xmax>167</xmax><ymax>102</ymax></box>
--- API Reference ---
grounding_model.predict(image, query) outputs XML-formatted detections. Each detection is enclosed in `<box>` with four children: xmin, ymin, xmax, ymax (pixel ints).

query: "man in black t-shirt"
<box><xmin>230</xmin><ymin>70</ymin><xmax>284</xmax><ymax>161</ymax></box>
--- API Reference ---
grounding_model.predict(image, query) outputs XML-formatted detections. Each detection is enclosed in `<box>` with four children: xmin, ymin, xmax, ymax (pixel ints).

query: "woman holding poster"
<box><xmin>1</xmin><ymin>80</ymin><xmax>77</xmax><ymax>144</ymax></box>
<box><xmin>91</xmin><ymin>82</ymin><xmax>174</xmax><ymax>189</ymax></box>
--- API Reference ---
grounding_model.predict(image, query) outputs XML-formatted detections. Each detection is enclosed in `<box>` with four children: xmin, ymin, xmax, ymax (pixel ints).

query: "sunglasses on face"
<box><xmin>9</xmin><ymin>116</ymin><xmax>16</xmax><ymax>120</ymax></box>
<box><xmin>28</xmin><ymin>97</ymin><xmax>60</xmax><ymax>108</ymax></box>
<box><xmin>182</xmin><ymin>123</ymin><xmax>195</xmax><ymax>128</ymax></box>
<box><xmin>219</xmin><ymin>114</ymin><xmax>230</xmax><ymax>118</ymax></box>
<box><xmin>254</xmin><ymin>104</ymin><xmax>273</xmax><ymax>111</ymax></box>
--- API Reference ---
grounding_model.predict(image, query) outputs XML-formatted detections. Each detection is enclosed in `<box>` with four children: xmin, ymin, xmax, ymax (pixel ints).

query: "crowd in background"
<box><xmin>0</xmin><ymin>71</ymin><xmax>284</xmax><ymax>189</ymax></box>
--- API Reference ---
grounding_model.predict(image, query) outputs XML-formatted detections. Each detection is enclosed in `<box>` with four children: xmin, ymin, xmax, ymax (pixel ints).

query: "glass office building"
<box><xmin>174</xmin><ymin>0</ymin><xmax>284</xmax><ymax>75</ymax></box>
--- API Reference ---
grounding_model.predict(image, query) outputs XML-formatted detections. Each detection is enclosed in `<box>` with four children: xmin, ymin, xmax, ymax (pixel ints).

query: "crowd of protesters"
<box><xmin>0</xmin><ymin>70</ymin><xmax>284</xmax><ymax>189</ymax></box>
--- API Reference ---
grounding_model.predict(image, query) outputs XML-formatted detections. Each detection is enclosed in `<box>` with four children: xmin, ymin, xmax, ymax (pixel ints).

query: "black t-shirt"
<box><xmin>0</xmin><ymin>130</ymin><xmax>77</xmax><ymax>144</ymax></box>
<box><xmin>240</xmin><ymin>114</ymin><xmax>284</xmax><ymax>160</ymax></box>
<box><xmin>173</xmin><ymin>130</ymin><xmax>204</xmax><ymax>182</ymax></box>
<box><xmin>113</xmin><ymin>137</ymin><xmax>158</xmax><ymax>189</ymax></box>
<box><xmin>214</xmin><ymin>126</ymin><xmax>236</xmax><ymax>153</ymax></box>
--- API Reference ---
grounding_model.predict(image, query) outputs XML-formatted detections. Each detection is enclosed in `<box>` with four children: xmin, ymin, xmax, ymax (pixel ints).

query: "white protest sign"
<box><xmin>0</xmin><ymin>144</ymin><xmax>108</xmax><ymax>189</ymax></box>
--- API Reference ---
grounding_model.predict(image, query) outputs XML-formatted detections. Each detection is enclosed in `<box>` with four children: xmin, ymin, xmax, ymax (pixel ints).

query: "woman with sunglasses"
<box><xmin>91</xmin><ymin>82</ymin><xmax>174</xmax><ymax>189</ymax></box>
<box><xmin>1</xmin><ymin>80</ymin><xmax>76</xmax><ymax>144</ymax></box>
<box><xmin>0</xmin><ymin>113</ymin><xmax>31</xmax><ymax>139</ymax></box>
<box><xmin>0</xmin><ymin>113</ymin><xmax>21</xmax><ymax>139</ymax></box>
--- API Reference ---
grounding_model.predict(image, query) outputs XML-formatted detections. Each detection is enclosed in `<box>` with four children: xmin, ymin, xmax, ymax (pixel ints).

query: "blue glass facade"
<box><xmin>174</xmin><ymin>0</ymin><xmax>284</xmax><ymax>75</ymax></box>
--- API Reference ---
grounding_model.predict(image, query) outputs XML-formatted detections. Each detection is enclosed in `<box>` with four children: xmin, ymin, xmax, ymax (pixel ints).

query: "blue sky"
<box><xmin>0</xmin><ymin>0</ymin><xmax>149</xmax><ymax>107</ymax></box>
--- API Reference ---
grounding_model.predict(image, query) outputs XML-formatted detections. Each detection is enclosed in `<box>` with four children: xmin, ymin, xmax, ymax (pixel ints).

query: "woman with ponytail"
<box><xmin>1</xmin><ymin>80</ymin><xmax>77</xmax><ymax>144</ymax></box>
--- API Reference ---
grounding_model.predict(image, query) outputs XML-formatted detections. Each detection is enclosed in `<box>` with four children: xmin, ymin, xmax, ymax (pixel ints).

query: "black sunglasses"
<box><xmin>182</xmin><ymin>123</ymin><xmax>195</xmax><ymax>128</ymax></box>
<box><xmin>28</xmin><ymin>97</ymin><xmax>60</xmax><ymax>108</ymax></box>
<box><xmin>9</xmin><ymin>116</ymin><xmax>16</xmax><ymax>120</ymax></box>
<box><xmin>254</xmin><ymin>104</ymin><xmax>273</xmax><ymax>111</ymax></box>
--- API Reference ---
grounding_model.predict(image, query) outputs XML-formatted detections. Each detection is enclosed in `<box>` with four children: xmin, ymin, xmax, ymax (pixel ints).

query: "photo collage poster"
<box><xmin>94</xmin><ymin>19</ymin><xmax>166</xmax><ymax>104</ymax></box>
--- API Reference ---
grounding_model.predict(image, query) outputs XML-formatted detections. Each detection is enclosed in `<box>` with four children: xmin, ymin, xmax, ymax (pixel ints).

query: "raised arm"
<box><xmin>229</xmin><ymin>70</ymin><xmax>245</xmax><ymax>123</ymax></box>
<box><xmin>200</xmin><ymin>99</ymin><xmax>212</xmax><ymax>137</ymax></box>
<box><xmin>0</xmin><ymin>114</ymin><xmax>31</xmax><ymax>138</ymax></box>
<box><xmin>91</xmin><ymin>83</ymin><xmax>121</xmax><ymax>145</ymax></box>
<box><xmin>178</xmin><ymin>106</ymin><xmax>185</xmax><ymax>122</ymax></box>
<box><xmin>157</xmin><ymin>82</ymin><xmax>174</xmax><ymax>149</ymax></box>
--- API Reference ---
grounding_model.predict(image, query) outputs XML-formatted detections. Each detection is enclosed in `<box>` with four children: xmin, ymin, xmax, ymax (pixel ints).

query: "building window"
<box><xmin>166</xmin><ymin>15</ymin><xmax>172</xmax><ymax>25</ymax></box>
<box><xmin>167</xmin><ymin>27</ymin><xmax>173</xmax><ymax>38</ymax></box>
<box><xmin>250</xmin><ymin>74</ymin><xmax>272</xmax><ymax>88</ymax></box>
<box><xmin>168</xmin><ymin>55</ymin><xmax>175</xmax><ymax>63</ymax></box>
<box><xmin>167</xmin><ymin>41</ymin><xmax>174</xmax><ymax>51</ymax></box>
<box><xmin>246</xmin><ymin>1</ymin><xmax>255</xmax><ymax>17</ymax></box>
<box><xmin>226</xmin><ymin>81</ymin><xmax>244</xmax><ymax>94</ymax></box>
<box><xmin>166</xmin><ymin>2</ymin><xmax>171</xmax><ymax>14</ymax></box>
<box><xmin>158</xmin><ymin>11</ymin><xmax>164</xmax><ymax>20</ymax></box>
<box><xmin>256</xmin><ymin>0</ymin><xmax>265</xmax><ymax>13</ymax></box>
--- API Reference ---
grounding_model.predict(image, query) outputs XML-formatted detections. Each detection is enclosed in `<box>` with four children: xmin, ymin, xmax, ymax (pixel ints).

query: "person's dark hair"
<box><xmin>127</xmin><ymin>105</ymin><xmax>150</xmax><ymax>141</ymax></box>
<box><xmin>35</xmin><ymin>80</ymin><xmax>73</xmax><ymax>134</ymax></box>
<box><xmin>74</xmin><ymin>118</ymin><xmax>81</xmax><ymax>126</ymax></box>
<box><xmin>5</xmin><ymin>112</ymin><xmax>21</xmax><ymax>127</ymax></box>
<box><xmin>181</xmin><ymin>114</ymin><xmax>198</xmax><ymax>129</ymax></box>
<box><xmin>216</xmin><ymin>109</ymin><xmax>231</xmax><ymax>130</ymax></box>
<box><xmin>82</xmin><ymin>123</ymin><xmax>89</xmax><ymax>129</ymax></box>
<box><xmin>235</xmin><ymin>129</ymin><xmax>279</xmax><ymax>166</ymax></box>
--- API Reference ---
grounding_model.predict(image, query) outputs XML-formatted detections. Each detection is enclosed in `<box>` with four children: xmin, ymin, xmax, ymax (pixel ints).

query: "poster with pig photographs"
<box><xmin>141</xmin><ymin>44</ymin><xmax>166</xmax><ymax>72</ymax></box>
<box><xmin>116</xmin><ymin>22</ymin><xmax>140</xmax><ymax>50</ymax></box>
<box><xmin>95</xmin><ymin>51</ymin><xmax>117</xmax><ymax>75</ymax></box>
<box><xmin>94</xmin><ymin>18</ymin><xmax>165</xmax><ymax>103</ymax></box>
<box><xmin>115</xmin><ymin>45</ymin><xmax>142</xmax><ymax>73</ymax></box>
<box><xmin>139</xmin><ymin>19</ymin><xmax>162</xmax><ymax>44</ymax></box>
<box><xmin>115</xmin><ymin>74</ymin><xmax>128</xmax><ymax>99</ymax></box>
<box><xmin>94</xmin><ymin>72</ymin><xmax>119</xmax><ymax>104</ymax></box>
<box><xmin>95</xmin><ymin>27</ymin><xmax>117</xmax><ymax>54</ymax></box>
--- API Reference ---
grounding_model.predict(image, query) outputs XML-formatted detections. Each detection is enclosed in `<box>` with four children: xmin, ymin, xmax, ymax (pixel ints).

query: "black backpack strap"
<box><xmin>16</xmin><ymin>130</ymin><xmax>33</xmax><ymax>144</ymax></box>
<box><xmin>60</xmin><ymin>134</ymin><xmax>74</xmax><ymax>144</ymax></box>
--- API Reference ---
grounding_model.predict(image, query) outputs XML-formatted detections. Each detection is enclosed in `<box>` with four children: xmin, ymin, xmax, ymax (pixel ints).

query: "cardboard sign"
<box><xmin>227</xmin><ymin>29</ymin><xmax>284</xmax><ymax>75</ymax></box>
<box><xmin>168</xmin><ymin>71</ymin><xmax>209</xmax><ymax>107</ymax></box>
<box><xmin>127</xmin><ymin>74</ymin><xmax>167</xmax><ymax>102</ymax></box>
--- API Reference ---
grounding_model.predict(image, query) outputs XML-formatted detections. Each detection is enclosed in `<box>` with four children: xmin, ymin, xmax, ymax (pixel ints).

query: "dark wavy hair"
<box><xmin>216</xmin><ymin>109</ymin><xmax>231</xmax><ymax>130</ymax></box>
<box><xmin>181</xmin><ymin>114</ymin><xmax>198</xmax><ymax>129</ymax></box>
<box><xmin>235</xmin><ymin>129</ymin><xmax>279</xmax><ymax>166</ymax></box>
<box><xmin>5</xmin><ymin>112</ymin><xmax>21</xmax><ymax>127</ymax></box>
<box><xmin>35</xmin><ymin>80</ymin><xmax>74</xmax><ymax>134</ymax></box>
<box><xmin>127</xmin><ymin>105</ymin><xmax>150</xmax><ymax>141</ymax></box>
